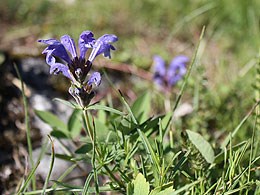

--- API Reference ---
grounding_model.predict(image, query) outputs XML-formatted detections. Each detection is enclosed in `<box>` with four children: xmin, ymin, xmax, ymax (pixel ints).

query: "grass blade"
<box><xmin>171</xmin><ymin>179</ymin><xmax>202</xmax><ymax>195</ymax></box>
<box><xmin>41</xmin><ymin>135</ymin><xmax>55</xmax><ymax>195</ymax></box>
<box><xmin>163</xmin><ymin>26</ymin><xmax>206</xmax><ymax>137</ymax></box>
<box><xmin>14</xmin><ymin>64</ymin><xmax>36</xmax><ymax>190</ymax></box>
<box><xmin>119</xmin><ymin>91</ymin><xmax>160</xmax><ymax>174</ymax></box>
<box><xmin>17</xmin><ymin>161</ymin><xmax>40</xmax><ymax>194</ymax></box>
<box><xmin>221</xmin><ymin>101</ymin><xmax>260</xmax><ymax>149</ymax></box>
<box><xmin>51</xmin><ymin>164</ymin><xmax>77</xmax><ymax>189</ymax></box>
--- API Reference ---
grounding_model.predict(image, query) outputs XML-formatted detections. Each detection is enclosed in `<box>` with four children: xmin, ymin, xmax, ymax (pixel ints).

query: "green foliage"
<box><xmin>131</xmin><ymin>91</ymin><xmax>151</xmax><ymax>124</ymax></box>
<box><xmin>132</xmin><ymin>173</ymin><xmax>149</xmax><ymax>195</ymax></box>
<box><xmin>186</xmin><ymin>130</ymin><xmax>215</xmax><ymax>164</ymax></box>
<box><xmin>10</xmin><ymin>1</ymin><xmax>260</xmax><ymax>194</ymax></box>
<box><xmin>35</xmin><ymin>110</ymin><xmax>67</xmax><ymax>131</ymax></box>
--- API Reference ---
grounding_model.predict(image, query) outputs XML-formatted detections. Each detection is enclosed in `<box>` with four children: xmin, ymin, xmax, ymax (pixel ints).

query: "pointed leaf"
<box><xmin>86</xmin><ymin>104</ymin><xmax>124</xmax><ymax>115</ymax></box>
<box><xmin>35</xmin><ymin>110</ymin><xmax>67</xmax><ymax>131</ymax></box>
<box><xmin>131</xmin><ymin>92</ymin><xmax>151</xmax><ymax>123</ymax></box>
<box><xmin>53</xmin><ymin>98</ymin><xmax>81</xmax><ymax>109</ymax></box>
<box><xmin>75</xmin><ymin>143</ymin><xmax>93</xmax><ymax>154</ymax></box>
<box><xmin>51</xmin><ymin>130</ymin><xmax>69</xmax><ymax>139</ymax></box>
<box><xmin>186</xmin><ymin>130</ymin><xmax>215</xmax><ymax>163</ymax></box>
<box><xmin>68</xmin><ymin>109</ymin><xmax>83</xmax><ymax>138</ymax></box>
<box><xmin>94</xmin><ymin>120</ymin><xmax>117</xmax><ymax>142</ymax></box>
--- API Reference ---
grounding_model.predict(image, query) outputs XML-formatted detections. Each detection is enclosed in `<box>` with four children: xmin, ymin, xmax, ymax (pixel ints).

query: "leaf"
<box><xmin>157</xmin><ymin>186</ymin><xmax>174</xmax><ymax>195</ymax></box>
<box><xmin>68</xmin><ymin>109</ymin><xmax>83</xmax><ymax>138</ymax></box>
<box><xmin>171</xmin><ymin>179</ymin><xmax>202</xmax><ymax>195</ymax></box>
<box><xmin>35</xmin><ymin>110</ymin><xmax>67</xmax><ymax>131</ymax></box>
<box><xmin>75</xmin><ymin>143</ymin><xmax>93</xmax><ymax>154</ymax></box>
<box><xmin>50</xmin><ymin>130</ymin><xmax>69</xmax><ymax>139</ymax></box>
<box><xmin>51</xmin><ymin>180</ymin><xmax>82</xmax><ymax>189</ymax></box>
<box><xmin>54</xmin><ymin>153</ymin><xmax>74</xmax><ymax>162</ymax></box>
<box><xmin>86</xmin><ymin>104</ymin><xmax>124</xmax><ymax>115</ymax></box>
<box><xmin>95</xmin><ymin>120</ymin><xmax>116</xmax><ymax>142</ymax></box>
<box><xmin>97</xmin><ymin>101</ymin><xmax>107</xmax><ymax>123</ymax></box>
<box><xmin>16</xmin><ymin>161</ymin><xmax>40</xmax><ymax>194</ymax></box>
<box><xmin>53</xmin><ymin>98</ymin><xmax>81</xmax><ymax>109</ymax></box>
<box><xmin>131</xmin><ymin>92</ymin><xmax>151</xmax><ymax>123</ymax></box>
<box><xmin>150</xmin><ymin>186</ymin><xmax>174</xmax><ymax>195</ymax></box>
<box><xmin>186</xmin><ymin>130</ymin><xmax>215</xmax><ymax>164</ymax></box>
<box><xmin>42</xmin><ymin>135</ymin><xmax>55</xmax><ymax>195</ymax></box>
<box><xmin>132</xmin><ymin>173</ymin><xmax>149</xmax><ymax>195</ymax></box>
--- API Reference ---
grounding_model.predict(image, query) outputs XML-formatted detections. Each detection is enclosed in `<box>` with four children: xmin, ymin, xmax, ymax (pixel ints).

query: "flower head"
<box><xmin>152</xmin><ymin>55</ymin><xmax>189</xmax><ymax>90</ymax></box>
<box><xmin>38</xmin><ymin>30</ymin><xmax>118</xmax><ymax>107</ymax></box>
<box><xmin>39</xmin><ymin>31</ymin><xmax>117</xmax><ymax>83</ymax></box>
<box><xmin>153</xmin><ymin>55</ymin><xmax>166</xmax><ymax>86</ymax></box>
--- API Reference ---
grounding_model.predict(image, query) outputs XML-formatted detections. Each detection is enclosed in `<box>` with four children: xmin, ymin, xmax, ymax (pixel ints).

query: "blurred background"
<box><xmin>0</xmin><ymin>0</ymin><xmax>260</xmax><ymax>193</ymax></box>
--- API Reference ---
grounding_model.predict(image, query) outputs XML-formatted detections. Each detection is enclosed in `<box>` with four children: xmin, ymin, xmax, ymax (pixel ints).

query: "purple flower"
<box><xmin>88</xmin><ymin>34</ymin><xmax>118</xmax><ymax>63</ymax></box>
<box><xmin>153</xmin><ymin>55</ymin><xmax>189</xmax><ymax>89</ymax></box>
<box><xmin>168</xmin><ymin>55</ymin><xmax>189</xmax><ymax>85</ymax></box>
<box><xmin>87</xmin><ymin>72</ymin><xmax>102</xmax><ymax>87</ymax></box>
<box><xmin>38</xmin><ymin>31</ymin><xmax>118</xmax><ymax>85</ymax></box>
<box><xmin>38</xmin><ymin>31</ymin><xmax>118</xmax><ymax>107</ymax></box>
<box><xmin>153</xmin><ymin>55</ymin><xmax>166</xmax><ymax>86</ymax></box>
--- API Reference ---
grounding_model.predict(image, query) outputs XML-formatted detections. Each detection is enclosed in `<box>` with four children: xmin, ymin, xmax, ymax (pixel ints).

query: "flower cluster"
<box><xmin>38</xmin><ymin>31</ymin><xmax>118</xmax><ymax>107</ymax></box>
<box><xmin>153</xmin><ymin>55</ymin><xmax>189</xmax><ymax>90</ymax></box>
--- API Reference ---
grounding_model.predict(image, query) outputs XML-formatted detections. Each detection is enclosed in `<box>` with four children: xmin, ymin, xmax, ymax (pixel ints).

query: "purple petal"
<box><xmin>153</xmin><ymin>75</ymin><xmax>164</xmax><ymax>87</ymax></box>
<box><xmin>87</xmin><ymin>72</ymin><xmax>101</xmax><ymax>86</ymax></box>
<box><xmin>167</xmin><ymin>55</ymin><xmax>188</xmax><ymax>86</ymax></box>
<box><xmin>88</xmin><ymin>34</ymin><xmax>118</xmax><ymax>63</ymax></box>
<box><xmin>168</xmin><ymin>75</ymin><xmax>183</xmax><ymax>86</ymax></box>
<box><xmin>78</xmin><ymin>31</ymin><xmax>95</xmax><ymax>59</ymax></box>
<box><xmin>60</xmin><ymin>35</ymin><xmax>77</xmax><ymax>58</ymax></box>
<box><xmin>42</xmin><ymin>48</ymin><xmax>72</xmax><ymax>80</ymax></box>
<box><xmin>39</xmin><ymin>38</ymin><xmax>60</xmax><ymax>45</ymax></box>
<box><xmin>50</xmin><ymin>62</ymin><xmax>72</xmax><ymax>80</ymax></box>
<box><xmin>153</xmin><ymin>55</ymin><xmax>166</xmax><ymax>77</ymax></box>
<box><xmin>169</xmin><ymin>55</ymin><xmax>189</xmax><ymax>70</ymax></box>
<box><xmin>45</xmin><ymin>50</ymin><xmax>56</xmax><ymax>66</ymax></box>
<box><xmin>38</xmin><ymin>39</ymin><xmax>72</xmax><ymax>64</ymax></box>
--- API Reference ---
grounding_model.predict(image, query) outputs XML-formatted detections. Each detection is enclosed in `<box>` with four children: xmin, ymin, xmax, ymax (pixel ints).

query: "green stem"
<box><xmin>83</xmin><ymin>110</ymin><xmax>94</xmax><ymax>144</ymax></box>
<box><xmin>82</xmin><ymin>109</ymin><xmax>125</xmax><ymax>192</ymax></box>
<box><xmin>92</xmin><ymin>117</ymin><xmax>99</xmax><ymax>194</ymax></box>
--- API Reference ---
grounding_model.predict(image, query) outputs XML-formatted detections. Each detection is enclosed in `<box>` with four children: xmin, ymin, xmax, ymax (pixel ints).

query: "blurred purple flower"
<box><xmin>153</xmin><ymin>55</ymin><xmax>189</xmax><ymax>89</ymax></box>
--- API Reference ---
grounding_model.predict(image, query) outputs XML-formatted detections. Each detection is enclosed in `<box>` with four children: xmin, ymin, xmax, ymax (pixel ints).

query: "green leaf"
<box><xmin>51</xmin><ymin>180</ymin><xmax>82</xmax><ymax>189</ymax></box>
<box><xmin>132</xmin><ymin>173</ymin><xmax>149</xmax><ymax>195</ymax></box>
<box><xmin>97</xmin><ymin>101</ymin><xmax>107</xmax><ymax>123</ymax></box>
<box><xmin>186</xmin><ymin>130</ymin><xmax>215</xmax><ymax>164</ymax></box>
<box><xmin>17</xmin><ymin>161</ymin><xmax>40</xmax><ymax>194</ymax></box>
<box><xmin>95</xmin><ymin>120</ymin><xmax>116</xmax><ymax>142</ymax></box>
<box><xmin>75</xmin><ymin>143</ymin><xmax>93</xmax><ymax>154</ymax></box>
<box><xmin>53</xmin><ymin>98</ymin><xmax>81</xmax><ymax>109</ymax></box>
<box><xmin>35</xmin><ymin>110</ymin><xmax>67</xmax><ymax>131</ymax></box>
<box><xmin>42</xmin><ymin>135</ymin><xmax>55</xmax><ymax>195</ymax></box>
<box><xmin>126</xmin><ymin>182</ymin><xmax>134</xmax><ymax>195</ymax></box>
<box><xmin>171</xmin><ymin>179</ymin><xmax>202</xmax><ymax>195</ymax></box>
<box><xmin>50</xmin><ymin>130</ymin><xmax>69</xmax><ymax>139</ymax></box>
<box><xmin>68</xmin><ymin>109</ymin><xmax>83</xmax><ymax>138</ymax></box>
<box><xmin>150</xmin><ymin>186</ymin><xmax>174</xmax><ymax>195</ymax></box>
<box><xmin>131</xmin><ymin>91</ymin><xmax>151</xmax><ymax>123</ymax></box>
<box><xmin>157</xmin><ymin>186</ymin><xmax>174</xmax><ymax>195</ymax></box>
<box><xmin>86</xmin><ymin>104</ymin><xmax>124</xmax><ymax>115</ymax></box>
<box><xmin>54</xmin><ymin>153</ymin><xmax>74</xmax><ymax>162</ymax></box>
